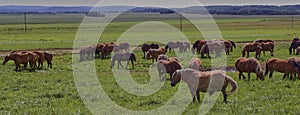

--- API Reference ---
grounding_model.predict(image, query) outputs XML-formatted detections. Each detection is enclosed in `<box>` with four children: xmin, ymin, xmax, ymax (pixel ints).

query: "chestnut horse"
<box><xmin>101</xmin><ymin>43</ymin><xmax>114</xmax><ymax>59</ymax></box>
<box><xmin>32</xmin><ymin>51</ymin><xmax>45</xmax><ymax>68</ymax></box>
<box><xmin>171</xmin><ymin>69</ymin><xmax>237</xmax><ymax>103</ymax></box>
<box><xmin>3</xmin><ymin>52</ymin><xmax>39</xmax><ymax>72</ymax></box>
<box><xmin>189</xmin><ymin>58</ymin><xmax>202</xmax><ymax>71</ymax></box>
<box><xmin>235</xmin><ymin>57</ymin><xmax>264</xmax><ymax>81</ymax></box>
<box><xmin>146</xmin><ymin>48</ymin><xmax>166</xmax><ymax>63</ymax></box>
<box><xmin>242</xmin><ymin>43</ymin><xmax>262</xmax><ymax>59</ymax></box>
<box><xmin>110</xmin><ymin>52</ymin><xmax>136</xmax><ymax>69</ymax></box>
<box><xmin>265</xmin><ymin>58</ymin><xmax>300</xmax><ymax>79</ymax></box>
<box><xmin>95</xmin><ymin>43</ymin><xmax>105</xmax><ymax>58</ymax></box>
<box><xmin>260</xmin><ymin>42</ymin><xmax>274</xmax><ymax>56</ymax></box>
<box><xmin>157</xmin><ymin>60</ymin><xmax>182</xmax><ymax>81</ymax></box>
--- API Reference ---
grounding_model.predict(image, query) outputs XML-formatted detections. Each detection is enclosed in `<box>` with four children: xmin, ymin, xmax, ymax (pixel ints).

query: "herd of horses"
<box><xmin>76</xmin><ymin>37</ymin><xmax>300</xmax><ymax>103</ymax></box>
<box><xmin>2</xmin><ymin>50</ymin><xmax>53</xmax><ymax>72</ymax></box>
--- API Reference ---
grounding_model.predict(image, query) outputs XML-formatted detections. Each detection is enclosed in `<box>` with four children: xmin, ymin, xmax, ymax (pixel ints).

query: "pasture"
<box><xmin>1</xmin><ymin>14</ymin><xmax>300</xmax><ymax>114</ymax></box>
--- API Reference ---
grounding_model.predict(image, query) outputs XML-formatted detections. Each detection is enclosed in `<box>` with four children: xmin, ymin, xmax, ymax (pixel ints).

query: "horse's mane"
<box><xmin>248</xmin><ymin>57</ymin><xmax>262</xmax><ymax>72</ymax></box>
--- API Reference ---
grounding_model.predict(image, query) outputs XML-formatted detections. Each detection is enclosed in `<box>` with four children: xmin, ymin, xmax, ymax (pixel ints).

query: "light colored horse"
<box><xmin>189</xmin><ymin>58</ymin><xmax>202</xmax><ymax>71</ymax></box>
<box><xmin>171</xmin><ymin>69</ymin><xmax>237</xmax><ymax>103</ymax></box>
<box><xmin>157</xmin><ymin>60</ymin><xmax>182</xmax><ymax>81</ymax></box>
<box><xmin>110</xmin><ymin>52</ymin><xmax>136</xmax><ymax>69</ymax></box>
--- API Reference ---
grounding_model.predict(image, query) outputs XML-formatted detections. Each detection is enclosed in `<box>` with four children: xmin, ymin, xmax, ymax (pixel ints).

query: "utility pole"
<box><xmin>24</xmin><ymin>12</ymin><xmax>27</xmax><ymax>33</ymax></box>
<box><xmin>179</xmin><ymin>14</ymin><xmax>183</xmax><ymax>31</ymax></box>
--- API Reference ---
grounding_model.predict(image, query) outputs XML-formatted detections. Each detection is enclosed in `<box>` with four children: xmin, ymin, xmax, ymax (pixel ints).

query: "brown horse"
<box><xmin>221</xmin><ymin>40</ymin><xmax>233</xmax><ymax>55</ymax></box>
<box><xmin>265</xmin><ymin>58</ymin><xmax>300</xmax><ymax>79</ymax></box>
<box><xmin>101</xmin><ymin>43</ymin><xmax>114</xmax><ymax>59</ymax></box>
<box><xmin>296</xmin><ymin>47</ymin><xmax>300</xmax><ymax>55</ymax></box>
<box><xmin>235</xmin><ymin>57</ymin><xmax>264</xmax><ymax>81</ymax></box>
<box><xmin>95</xmin><ymin>43</ymin><xmax>105</xmax><ymax>58</ymax></box>
<box><xmin>168</xmin><ymin>57</ymin><xmax>179</xmax><ymax>62</ymax></box>
<box><xmin>189</xmin><ymin>58</ymin><xmax>202</xmax><ymax>71</ymax></box>
<box><xmin>3</xmin><ymin>51</ymin><xmax>39</xmax><ymax>72</ymax></box>
<box><xmin>260</xmin><ymin>42</ymin><xmax>274</xmax><ymax>56</ymax></box>
<box><xmin>146</xmin><ymin>48</ymin><xmax>166</xmax><ymax>63</ymax></box>
<box><xmin>110</xmin><ymin>52</ymin><xmax>136</xmax><ymax>69</ymax></box>
<box><xmin>32</xmin><ymin>51</ymin><xmax>45</xmax><ymax>68</ymax></box>
<box><xmin>157</xmin><ymin>54</ymin><xmax>169</xmax><ymax>61</ymax></box>
<box><xmin>44</xmin><ymin>51</ymin><xmax>53</xmax><ymax>68</ymax></box>
<box><xmin>192</xmin><ymin>40</ymin><xmax>207</xmax><ymax>54</ymax></box>
<box><xmin>171</xmin><ymin>69</ymin><xmax>237</xmax><ymax>103</ymax></box>
<box><xmin>242</xmin><ymin>43</ymin><xmax>262</xmax><ymax>59</ymax></box>
<box><xmin>142</xmin><ymin>43</ymin><xmax>159</xmax><ymax>58</ymax></box>
<box><xmin>157</xmin><ymin>60</ymin><xmax>182</xmax><ymax>81</ymax></box>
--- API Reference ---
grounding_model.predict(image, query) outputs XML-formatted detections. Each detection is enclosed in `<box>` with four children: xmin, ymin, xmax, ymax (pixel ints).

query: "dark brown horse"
<box><xmin>157</xmin><ymin>60</ymin><xmax>182</xmax><ymax>81</ymax></box>
<box><xmin>142</xmin><ymin>43</ymin><xmax>159</xmax><ymax>58</ymax></box>
<box><xmin>44</xmin><ymin>51</ymin><xmax>53</xmax><ymax>68</ymax></box>
<box><xmin>254</xmin><ymin>39</ymin><xmax>274</xmax><ymax>44</ymax></box>
<box><xmin>235</xmin><ymin>57</ymin><xmax>264</xmax><ymax>81</ymax></box>
<box><xmin>289</xmin><ymin>41</ymin><xmax>300</xmax><ymax>55</ymax></box>
<box><xmin>192</xmin><ymin>40</ymin><xmax>207</xmax><ymax>54</ymax></box>
<box><xmin>32</xmin><ymin>51</ymin><xmax>45</xmax><ymax>68</ymax></box>
<box><xmin>110</xmin><ymin>52</ymin><xmax>136</xmax><ymax>69</ymax></box>
<box><xmin>260</xmin><ymin>42</ymin><xmax>274</xmax><ymax>56</ymax></box>
<box><xmin>171</xmin><ymin>69</ymin><xmax>237</xmax><ymax>103</ymax></box>
<box><xmin>95</xmin><ymin>43</ymin><xmax>105</xmax><ymax>58</ymax></box>
<box><xmin>101</xmin><ymin>43</ymin><xmax>114</xmax><ymax>59</ymax></box>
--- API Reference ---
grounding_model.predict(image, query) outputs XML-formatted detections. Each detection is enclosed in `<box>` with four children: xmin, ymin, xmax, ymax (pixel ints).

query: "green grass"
<box><xmin>1</xmin><ymin>14</ymin><xmax>300</xmax><ymax>114</ymax></box>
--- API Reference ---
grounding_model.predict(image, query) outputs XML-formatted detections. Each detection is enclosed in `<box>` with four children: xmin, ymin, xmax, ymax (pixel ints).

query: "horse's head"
<box><xmin>2</xmin><ymin>55</ymin><xmax>10</xmax><ymax>65</ymax></box>
<box><xmin>171</xmin><ymin>70</ymin><xmax>182</xmax><ymax>87</ymax></box>
<box><xmin>256</xmin><ymin>65</ymin><xmax>264</xmax><ymax>80</ymax></box>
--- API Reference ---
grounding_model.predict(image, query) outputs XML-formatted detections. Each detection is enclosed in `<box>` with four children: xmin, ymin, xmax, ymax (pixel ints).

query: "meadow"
<box><xmin>1</xmin><ymin>13</ymin><xmax>300</xmax><ymax>114</ymax></box>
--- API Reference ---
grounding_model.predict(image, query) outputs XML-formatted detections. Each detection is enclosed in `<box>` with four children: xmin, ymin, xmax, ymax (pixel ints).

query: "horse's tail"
<box><xmin>293</xmin><ymin>60</ymin><xmax>300</xmax><ymax>73</ymax></box>
<box><xmin>164</xmin><ymin>45</ymin><xmax>169</xmax><ymax>52</ymax></box>
<box><xmin>131</xmin><ymin>53</ymin><xmax>136</xmax><ymax>61</ymax></box>
<box><xmin>229</xmin><ymin>40</ymin><xmax>236</xmax><ymax>48</ymax></box>
<box><xmin>225</xmin><ymin>76</ymin><xmax>237</xmax><ymax>94</ymax></box>
<box><xmin>265</xmin><ymin>60</ymin><xmax>269</xmax><ymax>76</ymax></box>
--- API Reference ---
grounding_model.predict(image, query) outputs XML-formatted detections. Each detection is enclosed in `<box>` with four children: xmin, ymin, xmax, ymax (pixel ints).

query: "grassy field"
<box><xmin>1</xmin><ymin>14</ymin><xmax>300</xmax><ymax>114</ymax></box>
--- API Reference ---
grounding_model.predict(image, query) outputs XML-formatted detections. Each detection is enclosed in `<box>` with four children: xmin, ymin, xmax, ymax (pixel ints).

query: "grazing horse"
<box><xmin>228</xmin><ymin>40</ymin><xmax>236</xmax><ymax>52</ymax></box>
<box><xmin>3</xmin><ymin>52</ymin><xmax>39</xmax><ymax>72</ymax></box>
<box><xmin>32</xmin><ymin>51</ymin><xmax>45</xmax><ymax>68</ymax></box>
<box><xmin>189</xmin><ymin>58</ymin><xmax>202</xmax><ymax>71</ymax></box>
<box><xmin>44</xmin><ymin>51</ymin><xmax>53</xmax><ymax>68</ymax></box>
<box><xmin>157</xmin><ymin>54</ymin><xmax>169</xmax><ymax>61</ymax></box>
<box><xmin>165</xmin><ymin>41</ymin><xmax>180</xmax><ymax>52</ymax></box>
<box><xmin>171</xmin><ymin>69</ymin><xmax>237</xmax><ymax>103</ymax></box>
<box><xmin>260</xmin><ymin>42</ymin><xmax>274</xmax><ymax>56</ymax></box>
<box><xmin>235</xmin><ymin>57</ymin><xmax>264</xmax><ymax>81</ymax></box>
<box><xmin>289</xmin><ymin>41</ymin><xmax>300</xmax><ymax>55</ymax></box>
<box><xmin>146</xmin><ymin>48</ymin><xmax>166</xmax><ymax>63</ymax></box>
<box><xmin>200</xmin><ymin>41</ymin><xmax>224</xmax><ymax>58</ymax></box>
<box><xmin>242</xmin><ymin>43</ymin><xmax>262</xmax><ymax>59</ymax></box>
<box><xmin>110</xmin><ymin>52</ymin><xmax>136</xmax><ymax>69</ymax></box>
<box><xmin>142</xmin><ymin>43</ymin><xmax>159</xmax><ymax>58</ymax></box>
<box><xmin>220</xmin><ymin>40</ymin><xmax>233</xmax><ymax>55</ymax></box>
<box><xmin>157</xmin><ymin>60</ymin><xmax>182</xmax><ymax>81</ymax></box>
<box><xmin>265</xmin><ymin>58</ymin><xmax>300</xmax><ymax>79</ymax></box>
<box><xmin>192</xmin><ymin>40</ymin><xmax>207</xmax><ymax>54</ymax></box>
<box><xmin>79</xmin><ymin>46</ymin><xmax>89</xmax><ymax>61</ymax></box>
<box><xmin>178</xmin><ymin>41</ymin><xmax>191</xmax><ymax>53</ymax></box>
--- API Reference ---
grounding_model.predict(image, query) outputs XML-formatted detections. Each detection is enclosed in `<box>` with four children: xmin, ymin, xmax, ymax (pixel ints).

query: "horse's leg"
<box><xmin>196</xmin><ymin>89</ymin><xmax>200</xmax><ymax>103</ymax></box>
<box><xmin>125</xmin><ymin>61</ymin><xmax>129</xmax><ymax>69</ymax></box>
<box><xmin>248</xmin><ymin>73</ymin><xmax>251</xmax><ymax>81</ymax></box>
<box><xmin>269</xmin><ymin>69</ymin><xmax>274</xmax><ymax>78</ymax></box>
<box><xmin>282</xmin><ymin>73</ymin><xmax>287</xmax><ymax>79</ymax></box>
<box><xmin>222</xmin><ymin>88</ymin><xmax>228</xmax><ymax>103</ymax></box>
<box><xmin>238</xmin><ymin>72</ymin><xmax>242</xmax><ymax>80</ymax></box>
<box><xmin>131</xmin><ymin>59</ymin><xmax>134</xmax><ymax>69</ymax></box>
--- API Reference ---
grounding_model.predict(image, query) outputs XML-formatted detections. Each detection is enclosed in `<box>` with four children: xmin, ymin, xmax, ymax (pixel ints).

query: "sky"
<box><xmin>0</xmin><ymin>0</ymin><xmax>299</xmax><ymax>7</ymax></box>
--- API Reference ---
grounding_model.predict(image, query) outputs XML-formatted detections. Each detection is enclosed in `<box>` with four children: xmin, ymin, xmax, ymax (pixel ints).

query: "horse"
<box><xmin>146</xmin><ymin>48</ymin><xmax>166</xmax><ymax>63</ymax></box>
<box><xmin>95</xmin><ymin>43</ymin><xmax>105</xmax><ymax>58</ymax></box>
<box><xmin>168</xmin><ymin>57</ymin><xmax>179</xmax><ymax>62</ymax></box>
<box><xmin>101</xmin><ymin>43</ymin><xmax>114</xmax><ymax>59</ymax></box>
<box><xmin>165</xmin><ymin>41</ymin><xmax>180</xmax><ymax>53</ymax></box>
<box><xmin>260</xmin><ymin>42</ymin><xmax>274</xmax><ymax>56</ymax></box>
<box><xmin>171</xmin><ymin>69</ymin><xmax>237</xmax><ymax>103</ymax></box>
<box><xmin>292</xmin><ymin>37</ymin><xmax>299</xmax><ymax>43</ymax></box>
<box><xmin>119</xmin><ymin>42</ymin><xmax>130</xmax><ymax>52</ymax></box>
<box><xmin>110</xmin><ymin>52</ymin><xmax>136</xmax><ymax>69</ymax></box>
<box><xmin>296</xmin><ymin>47</ymin><xmax>300</xmax><ymax>55</ymax></box>
<box><xmin>228</xmin><ymin>40</ymin><xmax>236</xmax><ymax>52</ymax></box>
<box><xmin>200</xmin><ymin>41</ymin><xmax>224</xmax><ymax>58</ymax></box>
<box><xmin>79</xmin><ymin>46</ymin><xmax>89</xmax><ymax>61</ymax></box>
<box><xmin>32</xmin><ymin>51</ymin><xmax>45</xmax><ymax>68</ymax></box>
<box><xmin>142</xmin><ymin>43</ymin><xmax>159</xmax><ymax>58</ymax></box>
<box><xmin>242</xmin><ymin>43</ymin><xmax>262</xmax><ymax>59</ymax></box>
<box><xmin>192</xmin><ymin>40</ymin><xmax>207</xmax><ymax>54</ymax></box>
<box><xmin>221</xmin><ymin>40</ymin><xmax>233</xmax><ymax>55</ymax></box>
<box><xmin>44</xmin><ymin>51</ymin><xmax>53</xmax><ymax>68</ymax></box>
<box><xmin>235</xmin><ymin>57</ymin><xmax>264</xmax><ymax>81</ymax></box>
<box><xmin>189</xmin><ymin>58</ymin><xmax>202</xmax><ymax>71</ymax></box>
<box><xmin>265</xmin><ymin>58</ymin><xmax>300</xmax><ymax>79</ymax></box>
<box><xmin>3</xmin><ymin>51</ymin><xmax>39</xmax><ymax>72</ymax></box>
<box><xmin>178</xmin><ymin>41</ymin><xmax>191</xmax><ymax>53</ymax></box>
<box><xmin>157</xmin><ymin>60</ymin><xmax>182</xmax><ymax>81</ymax></box>
<box><xmin>289</xmin><ymin>41</ymin><xmax>300</xmax><ymax>55</ymax></box>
